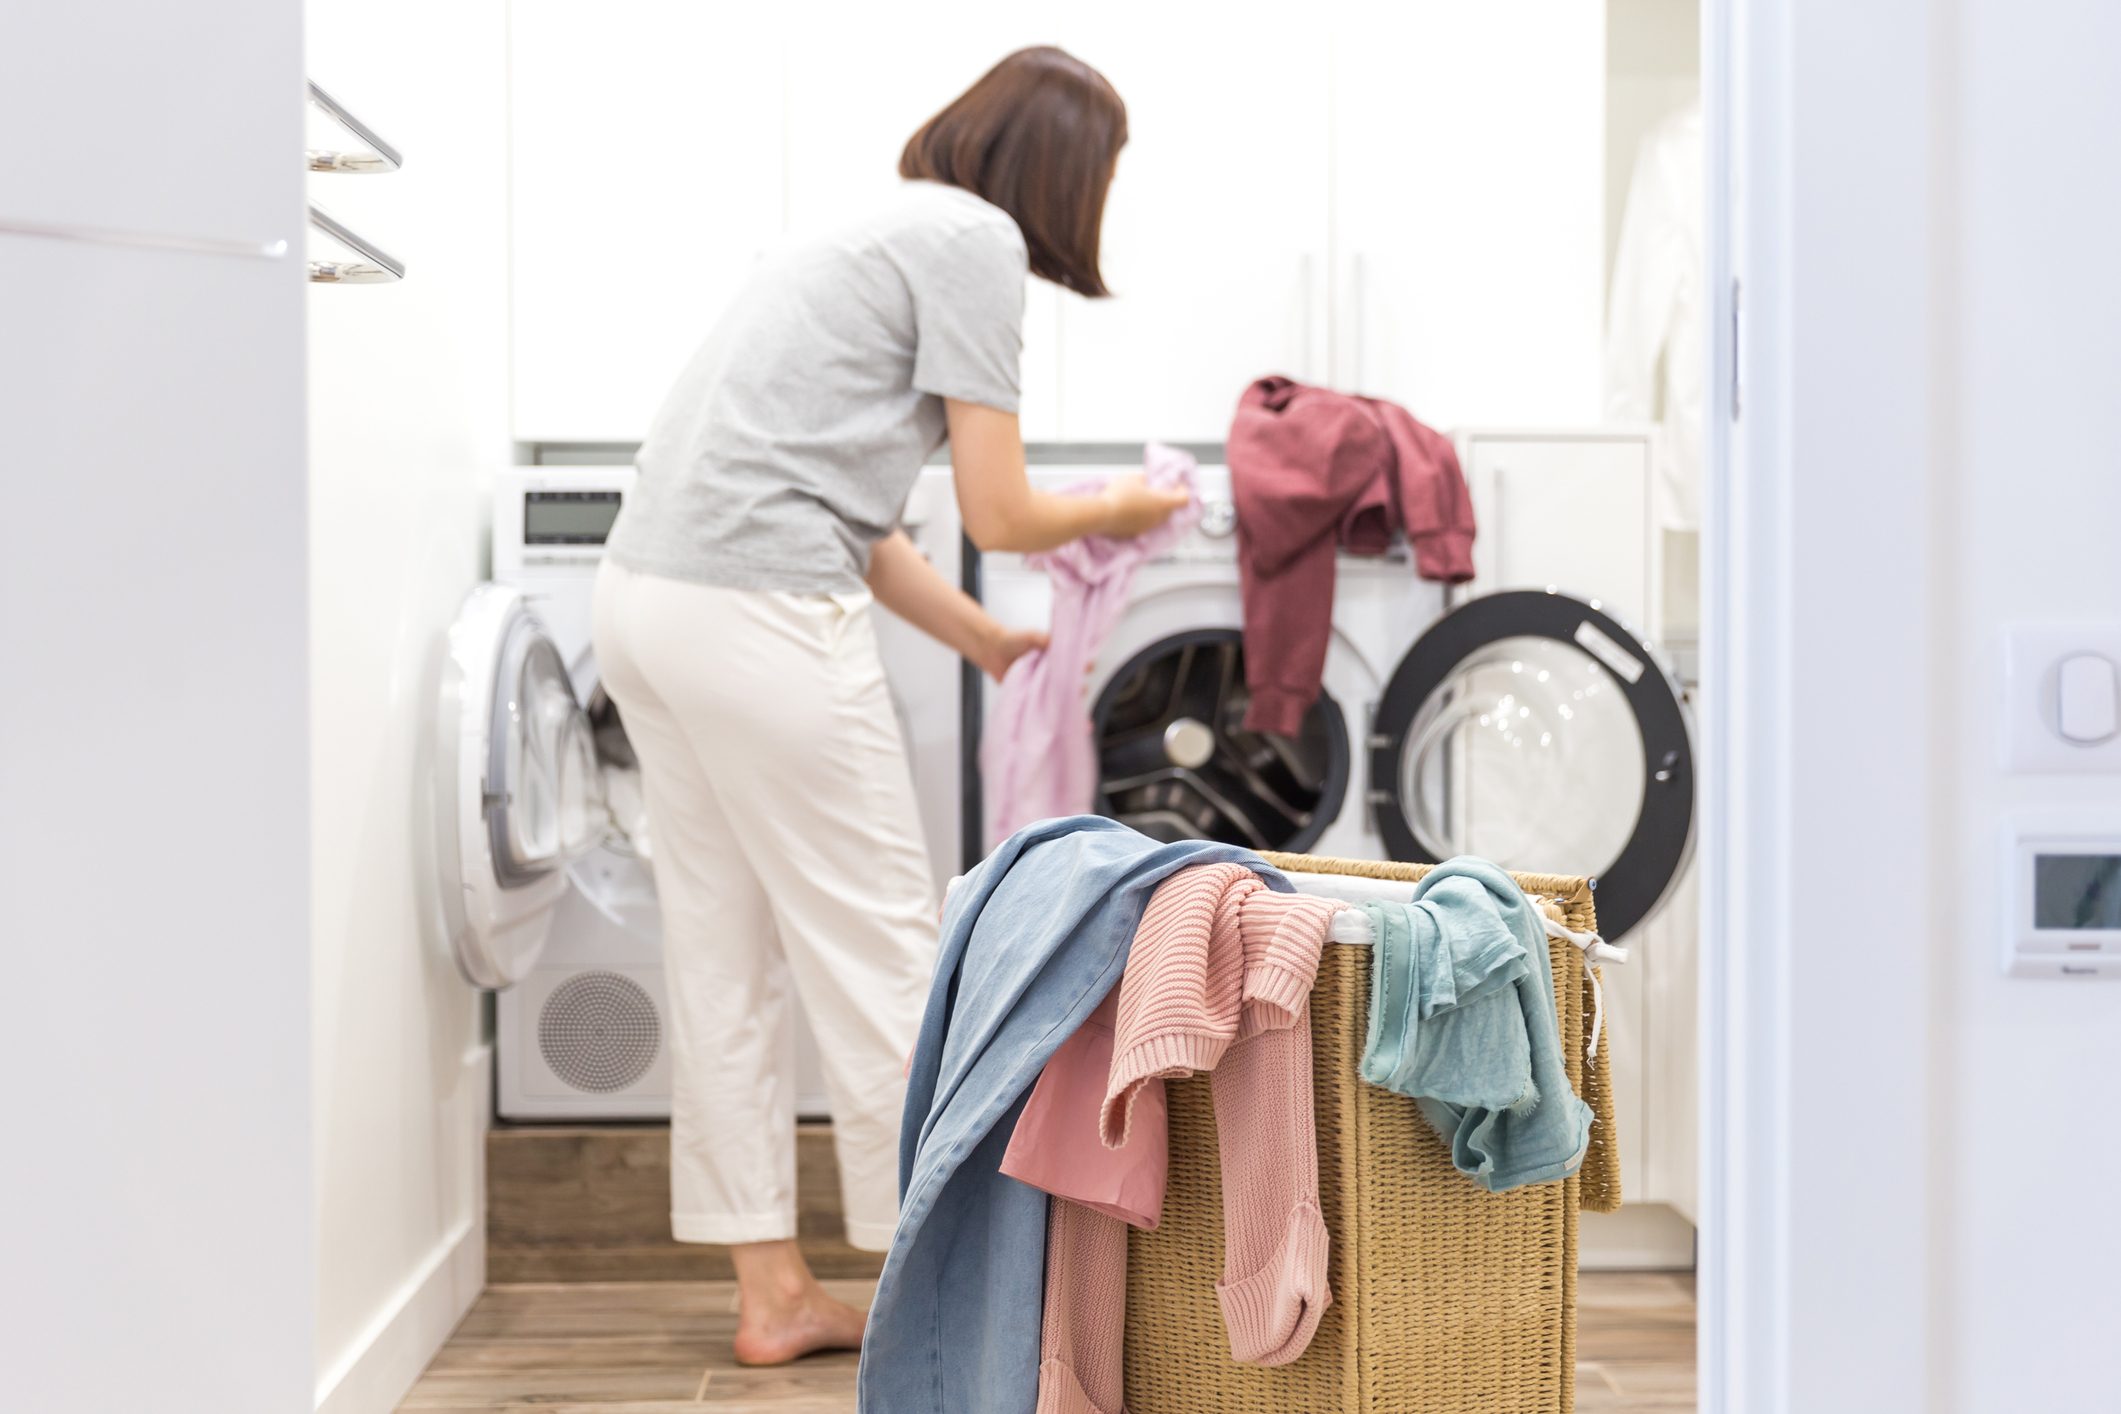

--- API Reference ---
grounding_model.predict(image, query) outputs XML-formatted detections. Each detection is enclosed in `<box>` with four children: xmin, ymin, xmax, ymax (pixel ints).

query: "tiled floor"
<box><xmin>399</xmin><ymin>1270</ymin><xmax>1695</xmax><ymax>1411</ymax></box>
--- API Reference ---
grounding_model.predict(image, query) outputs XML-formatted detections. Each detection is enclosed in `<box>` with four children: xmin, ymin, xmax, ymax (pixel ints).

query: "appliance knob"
<box><xmin>1199</xmin><ymin>500</ymin><xmax>1238</xmax><ymax>538</ymax></box>
<box><xmin>1163</xmin><ymin>717</ymin><xmax>1216</xmax><ymax>770</ymax></box>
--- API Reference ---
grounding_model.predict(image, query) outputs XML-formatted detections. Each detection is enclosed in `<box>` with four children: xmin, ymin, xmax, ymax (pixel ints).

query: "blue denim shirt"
<box><xmin>857</xmin><ymin>817</ymin><xmax>1284</xmax><ymax>1414</ymax></box>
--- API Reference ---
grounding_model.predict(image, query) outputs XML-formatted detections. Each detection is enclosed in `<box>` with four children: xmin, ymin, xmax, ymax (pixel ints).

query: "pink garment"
<box><xmin>982</xmin><ymin>443</ymin><xmax>1201</xmax><ymax>845</ymax></box>
<box><xmin>1001</xmin><ymin>986</ymin><xmax>1169</xmax><ymax>1229</ymax></box>
<box><xmin>1036</xmin><ymin>864</ymin><xmax>1339</xmax><ymax>1414</ymax></box>
<box><xmin>1226</xmin><ymin>376</ymin><xmax>1476</xmax><ymax>735</ymax></box>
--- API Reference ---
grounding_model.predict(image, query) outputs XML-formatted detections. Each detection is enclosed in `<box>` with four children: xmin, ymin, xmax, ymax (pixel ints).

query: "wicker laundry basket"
<box><xmin>1120</xmin><ymin>852</ymin><xmax>1622</xmax><ymax>1414</ymax></box>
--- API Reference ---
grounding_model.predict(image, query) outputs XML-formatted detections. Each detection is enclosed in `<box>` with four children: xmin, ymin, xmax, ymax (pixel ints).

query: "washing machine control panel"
<box><xmin>524</xmin><ymin>489</ymin><xmax>623</xmax><ymax>547</ymax></box>
<box><xmin>1198</xmin><ymin>498</ymin><xmax>1238</xmax><ymax>538</ymax></box>
<box><xmin>494</xmin><ymin>467</ymin><xmax>635</xmax><ymax>585</ymax></box>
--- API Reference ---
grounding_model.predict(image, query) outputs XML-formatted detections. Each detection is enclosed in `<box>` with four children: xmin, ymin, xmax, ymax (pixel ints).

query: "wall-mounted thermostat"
<box><xmin>2004</xmin><ymin>811</ymin><xmax>2121</xmax><ymax>978</ymax></box>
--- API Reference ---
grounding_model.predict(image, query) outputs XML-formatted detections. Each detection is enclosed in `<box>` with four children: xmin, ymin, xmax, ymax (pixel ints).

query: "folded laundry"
<box><xmin>981</xmin><ymin>442</ymin><xmax>1201</xmax><ymax>845</ymax></box>
<box><xmin>857</xmin><ymin>817</ymin><xmax>1284</xmax><ymax>1414</ymax></box>
<box><xmin>1358</xmin><ymin>857</ymin><xmax>1593</xmax><ymax>1193</ymax></box>
<box><xmin>1034</xmin><ymin>863</ymin><xmax>1339</xmax><ymax>1414</ymax></box>
<box><xmin>1226</xmin><ymin>376</ymin><xmax>1475</xmax><ymax>735</ymax></box>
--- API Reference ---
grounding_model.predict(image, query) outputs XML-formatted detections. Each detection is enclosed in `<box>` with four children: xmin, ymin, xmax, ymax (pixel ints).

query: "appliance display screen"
<box><xmin>2034</xmin><ymin>853</ymin><xmax>2121</xmax><ymax>930</ymax></box>
<box><xmin>525</xmin><ymin>491</ymin><xmax>622</xmax><ymax>545</ymax></box>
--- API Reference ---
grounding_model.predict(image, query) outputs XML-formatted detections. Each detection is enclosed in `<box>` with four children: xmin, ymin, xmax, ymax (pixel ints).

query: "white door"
<box><xmin>1332</xmin><ymin>4</ymin><xmax>1607</xmax><ymax>428</ymax></box>
<box><xmin>508</xmin><ymin>0</ymin><xmax>786</xmax><ymax>443</ymax></box>
<box><xmin>439</xmin><ymin>584</ymin><xmax>608</xmax><ymax>989</ymax></box>
<box><xmin>1047</xmin><ymin>11</ymin><xmax>1330</xmax><ymax>441</ymax></box>
<box><xmin>781</xmin><ymin>5</ymin><xmax>1064</xmax><ymax>438</ymax></box>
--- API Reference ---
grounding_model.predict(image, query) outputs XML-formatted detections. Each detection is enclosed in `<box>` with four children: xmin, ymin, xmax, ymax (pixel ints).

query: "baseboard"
<box><xmin>315</xmin><ymin>1043</ymin><xmax>492</xmax><ymax>1414</ymax></box>
<box><xmin>1580</xmin><ymin>1201</ymin><xmax>1698</xmax><ymax>1271</ymax></box>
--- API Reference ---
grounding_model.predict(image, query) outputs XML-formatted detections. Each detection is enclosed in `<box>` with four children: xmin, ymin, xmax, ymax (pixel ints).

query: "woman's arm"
<box><xmin>865</xmin><ymin>529</ymin><xmax>1047</xmax><ymax>682</ymax></box>
<box><xmin>945</xmin><ymin>399</ymin><xmax>1190</xmax><ymax>553</ymax></box>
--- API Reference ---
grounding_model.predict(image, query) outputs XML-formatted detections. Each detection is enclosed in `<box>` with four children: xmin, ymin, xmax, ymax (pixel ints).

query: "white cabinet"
<box><xmin>1635</xmin><ymin>855</ymin><xmax>1699</xmax><ymax>1222</ymax></box>
<box><xmin>505</xmin><ymin>6</ymin><xmax>1609</xmax><ymax>447</ymax></box>
<box><xmin>509</xmin><ymin>1</ymin><xmax>785</xmax><ymax>443</ymax></box>
<box><xmin>1334</xmin><ymin>3</ymin><xmax>1607</xmax><ymax>429</ymax></box>
<box><xmin>1044</xmin><ymin>15</ymin><xmax>1330</xmax><ymax>442</ymax></box>
<box><xmin>780</xmin><ymin>5</ymin><xmax>1062</xmax><ymax>438</ymax></box>
<box><xmin>1458</xmin><ymin>428</ymin><xmax>1659</xmax><ymax>636</ymax></box>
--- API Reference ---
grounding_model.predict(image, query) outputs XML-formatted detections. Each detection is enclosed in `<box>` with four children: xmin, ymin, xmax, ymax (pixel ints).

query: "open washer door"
<box><xmin>1368</xmin><ymin>590</ymin><xmax>1694</xmax><ymax>940</ymax></box>
<box><xmin>438</xmin><ymin>584</ymin><xmax>609</xmax><ymax>988</ymax></box>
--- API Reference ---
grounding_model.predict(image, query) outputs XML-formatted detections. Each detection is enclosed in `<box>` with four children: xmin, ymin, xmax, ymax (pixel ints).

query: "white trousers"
<box><xmin>592</xmin><ymin>560</ymin><xmax>937</xmax><ymax>1251</ymax></box>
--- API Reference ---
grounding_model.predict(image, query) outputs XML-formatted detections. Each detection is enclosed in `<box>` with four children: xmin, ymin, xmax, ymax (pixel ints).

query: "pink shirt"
<box><xmin>1017</xmin><ymin>864</ymin><xmax>1340</xmax><ymax>1413</ymax></box>
<box><xmin>999</xmin><ymin>987</ymin><xmax>1168</xmax><ymax>1229</ymax></box>
<box><xmin>980</xmin><ymin>443</ymin><xmax>1200</xmax><ymax>845</ymax></box>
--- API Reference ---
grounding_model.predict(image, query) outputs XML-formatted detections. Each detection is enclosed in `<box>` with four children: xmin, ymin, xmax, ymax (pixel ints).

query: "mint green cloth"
<box><xmin>1359</xmin><ymin>858</ymin><xmax>1592</xmax><ymax>1192</ymax></box>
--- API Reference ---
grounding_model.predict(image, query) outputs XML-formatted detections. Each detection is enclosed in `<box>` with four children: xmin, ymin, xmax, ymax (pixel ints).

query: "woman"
<box><xmin>593</xmin><ymin>46</ymin><xmax>1187</xmax><ymax>1365</ymax></box>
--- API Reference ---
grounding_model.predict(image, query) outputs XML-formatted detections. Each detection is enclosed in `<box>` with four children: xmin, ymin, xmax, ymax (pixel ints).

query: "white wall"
<box><xmin>1712</xmin><ymin>0</ymin><xmax>2121</xmax><ymax>1408</ymax></box>
<box><xmin>305</xmin><ymin>3</ymin><xmax>512</xmax><ymax>1410</ymax></box>
<box><xmin>1947</xmin><ymin>0</ymin><xmax>2121</xmax><ymax>1405</ymax></box>
<box><xmin>0</xmin><ymin>3</ymin><xmax>313</xmax><ymax>1409</ymax></box>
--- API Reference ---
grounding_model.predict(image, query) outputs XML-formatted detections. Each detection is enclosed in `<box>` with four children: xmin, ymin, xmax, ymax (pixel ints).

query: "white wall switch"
<box><xmin>2057</xmin><ymin>654</ymin><xmax>2119</xmax><ymax>743</ymax></box>
<box><xmin>2005</xmin><ymin>625</ymin><xmax>2121</xmax><ymax>772</ymax></box>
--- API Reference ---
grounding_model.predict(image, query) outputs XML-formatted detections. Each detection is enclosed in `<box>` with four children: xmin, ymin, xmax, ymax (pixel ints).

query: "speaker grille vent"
<box><xmin>538</xmin><ymin>971</ymin><xmax>660</xmax><ymax>1093</ymax></box>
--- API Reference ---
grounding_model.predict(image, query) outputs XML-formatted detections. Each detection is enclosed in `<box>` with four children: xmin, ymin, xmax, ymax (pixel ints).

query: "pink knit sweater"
<box><xmin>1037</xmin><ymin>864</ymin><xmax>1337</xmax><ymax>1414</ymax></box>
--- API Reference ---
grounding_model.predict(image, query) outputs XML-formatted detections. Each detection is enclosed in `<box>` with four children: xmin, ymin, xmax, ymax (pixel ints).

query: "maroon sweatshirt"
<box><xmin>1226</xmin><ymin>376</ymin><xmax>1476</xmax><ymax>736</ymax></box>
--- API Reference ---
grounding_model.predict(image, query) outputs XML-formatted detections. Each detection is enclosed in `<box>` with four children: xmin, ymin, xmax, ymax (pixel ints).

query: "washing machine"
<box><xmin>977</xmin><ymin>452</ymin><xmax>1694</xmax><ymax>943</ymax></box>
<box><xmin>438</xmin><ymin>466</ymin><xmax>966</xmax><ymax>1121</ymax></box>
<box><xmin>870</xmin><ymin>466</ymin><xmax>972</xmax><ymax>894</ymax></box>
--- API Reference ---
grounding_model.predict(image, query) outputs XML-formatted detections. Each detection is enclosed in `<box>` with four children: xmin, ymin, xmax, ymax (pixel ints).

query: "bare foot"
<box><xmin>732</xmin><ymin>1286</ymin><xmax>869</xmax><ymax>1366</ymax></box>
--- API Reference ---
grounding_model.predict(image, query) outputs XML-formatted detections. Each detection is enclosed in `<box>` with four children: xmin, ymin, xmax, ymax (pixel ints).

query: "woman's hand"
<box><xmin>864</xmin><ymin>529</ymin><xmax>1052</xmax><ymax>683</ymax></box>
<box><xmin>947</xmin><ymin>400</ymin><xmax>1191</xmax><ymax>552</ymax></box>
<box><xmin>977</xmin><ymin>624</ymin><xmax>1048</xmax><ymax>682</ymax></box>
<box><xmin>1096</xmin><ymin>472</ymin><xmax>1192</xmax><ymax>539</ymax></box>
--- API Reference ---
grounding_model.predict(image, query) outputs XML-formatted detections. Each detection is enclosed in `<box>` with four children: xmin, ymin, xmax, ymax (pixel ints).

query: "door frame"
<box><xmin>1698</xmin><ymin>0</ymin><xmax>1945</xmax><ymax>1408</ymax></box>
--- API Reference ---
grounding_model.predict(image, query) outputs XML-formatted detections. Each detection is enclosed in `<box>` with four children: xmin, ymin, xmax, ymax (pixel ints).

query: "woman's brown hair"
<box><xmin>899</xmin><ymin>46</ymin><xmax>1127</xmax><ymax>298</ymax></box>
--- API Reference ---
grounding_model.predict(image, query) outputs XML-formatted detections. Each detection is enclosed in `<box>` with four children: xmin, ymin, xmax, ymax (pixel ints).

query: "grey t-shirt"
<box><xmin>606</xmin><ymin>180</ymin><xmax>1027</xmax><ymax>593</ymax></box>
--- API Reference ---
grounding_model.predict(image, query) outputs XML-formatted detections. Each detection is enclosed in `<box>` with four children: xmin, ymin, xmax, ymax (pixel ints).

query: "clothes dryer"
<box><xmin>441</xmin><ymin>467</ymin><xmax>968</xmax><ymax>1120</ymax></box>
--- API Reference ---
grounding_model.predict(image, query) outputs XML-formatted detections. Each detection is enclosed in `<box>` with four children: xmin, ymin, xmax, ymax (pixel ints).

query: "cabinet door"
<box><xmin>782</xmin><ymin>7</ymin><xmax>1063</xmax><ymax>439</ymax></box>
<box><xmin>1047</xmin><ymin>11</ymin><xmax>1330</xmax><ymax>443</ymax></box>
<box><xmin>509</xmin><ymin>2</ymin><xmax>786</xmax><ymax>443</ymax></box>
<box><xmin>1334</xmin><ymin>3</ymin><xmax>1606</xmax><ymax>429</ymax></box>
<box><xmin>1460</xmin><ymin>432</ymin><xmax>1656</xmax><ymax>636</ymax></box>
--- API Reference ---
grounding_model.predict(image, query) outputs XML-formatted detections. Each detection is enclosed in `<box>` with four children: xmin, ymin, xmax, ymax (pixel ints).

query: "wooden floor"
<box><xmin>486</xmin><ymin>1126</ymin><xmax>877</xmax><ymax>1285</ymax></box>
<box><xmin>399</xmin><ymin>1270</ymin><xmax>1694</xmax><ymax>1412</ymax></box>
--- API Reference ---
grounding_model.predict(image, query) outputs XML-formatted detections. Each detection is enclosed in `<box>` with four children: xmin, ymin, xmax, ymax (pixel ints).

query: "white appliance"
<box><xmin>872</xmin><ymin>466</ymin><xmax>976</xmax><ymax>891</ymax></box>
<box><xmin>977</xmin><ymin>453</ymin><xmax>1694</xmax><ymax>942</ymax></box>
<box><xmin>439</xmin><ymin>466</ymin><xmax>969</xmax><ymax>1120</ymax></box>
<box><xmin>437</xmin><ymin>466</ymin><xmax>695</xmax><ymax>1118</ymax></box>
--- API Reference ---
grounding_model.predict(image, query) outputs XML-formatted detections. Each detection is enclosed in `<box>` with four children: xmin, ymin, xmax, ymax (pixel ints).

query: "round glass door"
<box><xmin>1370</xmin><ymin>592</ymin><xmax>1693</xmax><ymax>939</ymax></box>
<box><xmin>1397</xmin><ymin>634</ymin><xmax>1645</xmax><ymax>874</ymax></box>
<box><xmin>1092</xmin><ymin>628</ymin><xmax>1347</xmax><ymax>852</ymax></box>
<box><xmin>440</xmin><ymin>584</ymin><xmax>607</xmax><ymax>991</ymax></box>
<box><xmin>491</xmin><ymin>628</ymin><xmax>603</xmax><ymax>883</ymax></box>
